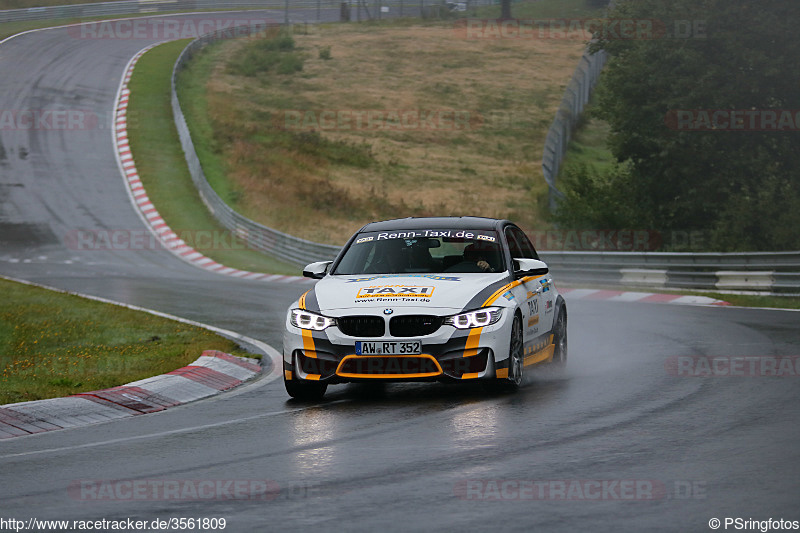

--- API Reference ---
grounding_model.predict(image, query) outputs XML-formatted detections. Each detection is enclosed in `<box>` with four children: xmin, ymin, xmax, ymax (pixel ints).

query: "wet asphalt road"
<box><xmin>1</xmin><ymin>12</ymin><xmax>799</xmax><ymax>533</ymax></box>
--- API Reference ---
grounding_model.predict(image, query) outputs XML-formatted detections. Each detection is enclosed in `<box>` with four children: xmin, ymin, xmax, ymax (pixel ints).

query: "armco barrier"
<box><xmin>171</xmin><ymin>24</ymin><xmax>341</xmax><ymax>266</ymax></box>
<box><xmin>539</xmin><ymin>251</ymin><xmax>800</xmax><ymax>294</ymax></box>
<box><xmin>0</xmin><ymin>0</ymin><xmax>493</xmax><ymax>24</ymax></box>
<box><xmin>1</xmin><ymin>1</ymin><xmax>277</xmax><ymax>23</ymax></box>
<box><xmin>541</xmin><ymin>48</ymin><xmax>607</xmax><ymax>209</ymax></box>
<box><xmin>541</xmin><ymin>0</ymin><xmax>616</xmax><ymax>210</ymax></box>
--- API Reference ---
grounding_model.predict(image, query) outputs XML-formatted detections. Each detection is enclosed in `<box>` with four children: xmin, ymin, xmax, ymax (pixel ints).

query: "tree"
<box><xmin>558</xmin><ymin>0</ymin><xmax>800</xmax><ymax>251</ymax></box>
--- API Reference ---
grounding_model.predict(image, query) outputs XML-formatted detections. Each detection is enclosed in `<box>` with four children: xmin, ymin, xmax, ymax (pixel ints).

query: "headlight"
<box><xmin>290</xmin><ymin>309</ymin><xmax>337</xmax><ymax>331</ymax></box>
<box><xmin>444</xmin><ymin>307</ymin><xmax>503</xmax><ymax>329</ymax></box>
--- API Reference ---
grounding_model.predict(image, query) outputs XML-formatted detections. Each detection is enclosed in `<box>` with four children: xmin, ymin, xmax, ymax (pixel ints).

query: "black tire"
<box><xmin>284</xmin><ymin>374</ymin><xmax>328</xmax><ymax>401</ymax></box>
<box><xmin>507</xmin><ymin>314</ymin><xmax>524</xmax><ymax>386</ymax></box>
<box><xmin>551</xmin><ymin>307</ymin><xmax>567</xmax><ymax>369</ymax></box>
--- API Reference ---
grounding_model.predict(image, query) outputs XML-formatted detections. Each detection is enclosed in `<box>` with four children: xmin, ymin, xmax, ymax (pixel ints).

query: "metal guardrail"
<box><xmin>540</xmin><ymin>0</ymin><xmax>619</xmax><ymax>210</ymax></box>
<box><xmin>0</xmin><ymin>0</ymin><xmax>492</xmax><ymax>24</ymax></box>
<box><xmin>2</xmin><ymin>1</ymin><xmax>268</xmax><ymax>23</ymax></box>
<box><xmin>540</xmin><ymin>251</ymin><xmax>800</xmax><ymax>294</ymax></box>
<box><xmin>171</xmin><ymin>24</ymin><xmax>342</xmax><ymax>266</ymax></box>
<box><xmin>541</xmin><ymin>48</ymin><xmax>607</xmax><ymax>209</ymax></box>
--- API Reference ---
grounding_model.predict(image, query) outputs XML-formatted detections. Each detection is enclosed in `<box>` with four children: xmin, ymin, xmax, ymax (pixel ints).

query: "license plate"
<box><xmin>355</xmin><ymin>341</ymin><xmax>422</xmax><ymax>355</ymax></box>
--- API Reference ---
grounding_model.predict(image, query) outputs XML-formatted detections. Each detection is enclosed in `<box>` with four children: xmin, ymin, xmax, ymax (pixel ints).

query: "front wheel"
<box><xmin>508</xmin><ymin>314</ymin><xmax>524</xmax><ymax>386</ymax></box>
<box><xmin>551</xmin><ymin>307</ymin><xmax>567</xmax><ymax>369</ymax></box>
<box><xmin>284</xmin><ymin>374</ymin><xmax>327</xmax><ymax>401</ymax></box>
<box><xmin>488</xmin><ymin>314</ymin><xmax>523</xmax><ymax>393</ymax></box>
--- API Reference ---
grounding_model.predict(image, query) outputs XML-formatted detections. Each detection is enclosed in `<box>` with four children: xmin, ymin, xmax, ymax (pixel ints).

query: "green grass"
<box><xmin>700</xmin><ymin>293</ymin><xmax>800</xmax><ymax>310</ymax></box>
<box><xmin>558</xmin><ymin>113</ymin><xmax>616</xmax><ymax>174</ymax></box>
<box><xmin>126</xmin><ymin>40</ymin><xmax>298</xmax><ymax>275</ymax></box>
<box><xmin>0</xmin><ymin>278</ymin><xmax>252</xmax><ymax>405</ymax></box>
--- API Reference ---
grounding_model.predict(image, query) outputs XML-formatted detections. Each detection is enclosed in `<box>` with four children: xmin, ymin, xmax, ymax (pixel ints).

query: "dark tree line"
<box><xmin>555</xmin><ymin>0</ymin><xmax>800</xmax><ymax>251</ymax></box>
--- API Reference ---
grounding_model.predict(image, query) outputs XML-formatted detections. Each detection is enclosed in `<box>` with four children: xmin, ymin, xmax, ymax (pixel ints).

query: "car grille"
<box><xmin>389</xmin><ymin>315</ymin><xmax>443</xmax><ymax>337</ymax></box>
<box><xmin>337</xmin><ymin>316</ymin><xmax>385</xmax><ymax>337</ymax></box>
<box><xmin>337</xmin><ymin>356</ymin><xmax>441</xmax><ymax>376</ymax></box>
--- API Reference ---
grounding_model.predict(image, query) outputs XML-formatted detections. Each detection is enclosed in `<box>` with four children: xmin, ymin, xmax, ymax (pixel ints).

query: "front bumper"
<box><xmin>283</xmin><ymin>312</ymin><xmax>512</xmax><ymax>383</ymax></box>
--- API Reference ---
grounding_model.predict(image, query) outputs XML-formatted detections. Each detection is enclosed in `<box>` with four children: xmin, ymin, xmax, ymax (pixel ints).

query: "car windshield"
<box><xmin>333</xmin><ymin>229</ymin><xmax>505</xmax><ymax>275</ymax></box>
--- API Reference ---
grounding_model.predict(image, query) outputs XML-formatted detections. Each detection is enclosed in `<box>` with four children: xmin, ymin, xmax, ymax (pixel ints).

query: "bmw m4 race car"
<box><xmin>283</xmin><ymin>217</ymin><xmax>567</xmax><ymax>400</ymax></box>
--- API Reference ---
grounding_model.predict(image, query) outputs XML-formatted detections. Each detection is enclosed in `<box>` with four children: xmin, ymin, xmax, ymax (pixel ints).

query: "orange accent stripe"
<box><xmin>462</xmin><ymin>280</ymin><xmax>524</xmax><ymax>358</ymax></box>
<box><xmin>301</xmin><ymin>331</ymin><xmax>316</xmax><ymax>357</ymax></box>
<box><xmin>481</xmin><ymin>275</ymin><xmax>544</xmax><ymax>307</ymax></box>
<box><xmin>482</xmin><ymin>275</ymin><xmax>548</xmax><ymax>370</ymax></box>
<box><xmin>298</xmin><ymin>290</ymin><xmax>310</xmax><ymax>310</ymax></box>
<box><xmin>463</xmin><ymin>327</ymin><xmax>483</xmax><ymax>357</ymax></box>
<box><xmin>305</xmin><ymin>373</ymin><xmax>322</xmax><ymax>381</ymax></box>
<box><xmin>284</xmin><ymin>370</ymin><xmax>292</xmax><ymax>380</ymax></box>
<box><xmin>482</xmin><ymin>281</ymin><xmax>518</xmax><ymax>307</ymax></box>
<box><xmin>335</xmin><ymin>354</ymin><xmax>443</xmax><ymax>379</ymax></box>
<box><xmin>297</xmin><ymin>291</ymin><xmax>316</xmax><ymax>356</ymax></box>
<box><xmin>524</xmin><ymin>344</ymin><xmax>554</xmax><ymax>367</ymax></box>
<box><xmin>461</xmin><ymin>372</ymin><xmax>480</xmax><ymax>380</ymax></box>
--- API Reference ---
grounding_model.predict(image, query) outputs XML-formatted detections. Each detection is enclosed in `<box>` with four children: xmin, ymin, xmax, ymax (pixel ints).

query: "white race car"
<box><xmin>283</xmin><ymin>217</ymin><xmax>567</xmax><ymax>400</ymax></box>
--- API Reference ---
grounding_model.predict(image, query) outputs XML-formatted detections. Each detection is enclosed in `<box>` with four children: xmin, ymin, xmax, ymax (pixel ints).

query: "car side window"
<box><xmin>505</xmin><ymin>227</ymin><xmax>524</xmax><ymax>259</ymax></box>
<box><xmin>516</xmin><ymin>227</ymin><xmax>539</xmax><ymax>260</ymax></box>
<box><xmin>506</xmin><ymin>226</ymin><xmax>539</xmax><ymax>260</ymax></box>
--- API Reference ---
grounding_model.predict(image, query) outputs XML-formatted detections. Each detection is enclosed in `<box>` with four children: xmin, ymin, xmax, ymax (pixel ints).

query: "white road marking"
<box><xmin>0</xmin><ymin>400</ymin><xmax>349</xmax><ymax>459</ymax></box>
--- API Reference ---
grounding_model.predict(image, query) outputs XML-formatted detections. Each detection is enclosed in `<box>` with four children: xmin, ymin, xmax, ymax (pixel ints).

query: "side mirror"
<box><xmin>513</xmin><ymin>258</ymin><xmax>549</xmax><ymax>279</ymax></box>
<box><xmin>302</xmin><ymin>261</ymin><xmax>332</xmax><ymax>279</ymax></box>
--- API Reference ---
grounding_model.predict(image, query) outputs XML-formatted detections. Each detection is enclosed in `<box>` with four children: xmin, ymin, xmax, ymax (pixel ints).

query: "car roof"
<box><xmin>359</xmin><ymin>216</ymin><xmax>508</xmax><ymax>232</ymax></box>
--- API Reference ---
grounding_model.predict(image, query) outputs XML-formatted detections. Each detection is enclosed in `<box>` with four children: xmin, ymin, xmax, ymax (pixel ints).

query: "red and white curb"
<box><xmin>113</xmin><ymin>44</ymin><xmax>312</xmax><ymax>285</ymax></box>
<box><xmin>0</xmin><ymin>275</ymin><xmax>285</xmax><ymax>440</ymax></box>
<box><xmin>0</xmin><ymin>350</ymin><xmax>260</xmax><ymax>440</ymax></box>
<box><xmin>559</xmin><ymin>288</ymin><xmax>730</xmax><ymax>306</ymax></box>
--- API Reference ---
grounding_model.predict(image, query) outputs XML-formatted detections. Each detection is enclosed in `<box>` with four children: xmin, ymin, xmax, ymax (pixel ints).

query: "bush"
<box><xmin>228</xmin><ymin>31</ymin><xmax>304</xmax><ymax>76</ymax></box>
<box><xmin>277</xmin><ymin>53</ymin><xmax>304</xmax><ymax>74</ymax></box>
<box><xmin>552</xmin><ymin>161</ymin><xmax>640</xmax><ymax>230</ymax></box>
